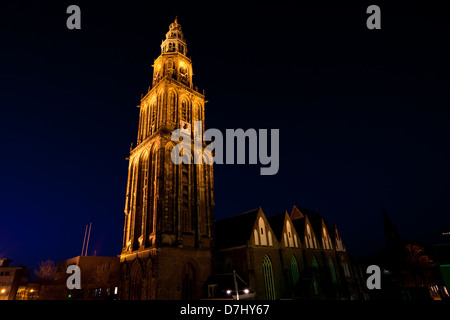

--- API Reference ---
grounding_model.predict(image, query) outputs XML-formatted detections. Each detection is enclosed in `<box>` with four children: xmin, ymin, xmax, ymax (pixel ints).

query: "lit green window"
<box><xmin>290</xmin><ymin>255</ymin><xmax>299</xmax><ymax>285</ymax></box>
<box><xmin>329</xmin><ymin>256</ymin><xmax>337</xmax><ymax>284</ymax></box>
<box><xmin>262</xmin><ymin>255</ymin><xmax>276</xmax><ymax>300</ymax></box>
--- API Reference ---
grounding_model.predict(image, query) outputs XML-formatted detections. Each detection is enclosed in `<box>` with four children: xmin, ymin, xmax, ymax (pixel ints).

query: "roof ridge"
<box><xmin>215</xmin><ymin>208</ymin><xmax>259</xmax><ymax>221</ymax></box>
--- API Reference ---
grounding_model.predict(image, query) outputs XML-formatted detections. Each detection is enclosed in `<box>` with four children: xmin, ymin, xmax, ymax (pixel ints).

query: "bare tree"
<box><xmin>34</xmin><ymin>260</ymin><xmax>56</xmax><ymax>283</ymax></box>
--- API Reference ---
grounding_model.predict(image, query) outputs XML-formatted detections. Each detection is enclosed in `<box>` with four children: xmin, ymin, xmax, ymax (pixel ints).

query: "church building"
<box><xmin>119</xmin><ymin>18</ymin><xmax>215</xmax><ymax>300</ymax></box>
<box><xmin>118</xmin><ymin>19</ymin><xmax>362</xmax><ymax>300</ymax></box>
<box><xmin>213</xmin><ymin>206</ymin><xmax>362</xmax><ymax>299</ymax></box>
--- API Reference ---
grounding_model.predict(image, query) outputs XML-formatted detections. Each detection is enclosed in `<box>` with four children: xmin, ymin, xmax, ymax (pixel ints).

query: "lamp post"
<box><xmin>233</xmin><ymin>270</ymin><xmax>239</xmax><ymax>300</ymax></box>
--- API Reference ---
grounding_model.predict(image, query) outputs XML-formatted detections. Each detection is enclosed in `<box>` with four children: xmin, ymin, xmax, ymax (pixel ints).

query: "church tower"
<box><xmin>119</xmin><ymin>18</ymin><xmax>215</xmax><ymax>300</ymax></box>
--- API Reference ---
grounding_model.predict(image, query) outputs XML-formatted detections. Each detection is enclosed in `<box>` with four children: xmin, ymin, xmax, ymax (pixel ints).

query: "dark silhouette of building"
<box><xmin>118</xmin><ymin>18</ymin><xmax>214</xmax><ymax>300</ymax></box>
<box><xmin>117</xmin><ymin>19</ymin><xmax>364</xmax><ymax>300</ymax></box>
<box><xmin>210</xmin><ymin>206</ymin><xmax>362</xmax><ymax>300</ymax></box>
<box><xmin>370</xmin><ymin>208</ymin><xmax>448</xmax><ymax>300</ymax></box>
<box><xmin>434</xmin><ymin>234</ymin><xmax>450</xmax><ymax>296</ymax></box>
<box><xmin>0</xmin><ymin>258</ymin><xmax>30</xmax><ymax>300</ymax></box>
<box><xmin>39</xmin><ymin>256</ymin><xmax>120</xmax><ymax>300</ymax></box>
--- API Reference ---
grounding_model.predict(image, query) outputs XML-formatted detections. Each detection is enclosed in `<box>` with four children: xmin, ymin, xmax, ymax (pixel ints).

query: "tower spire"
<box><xmin>120</xmin><ymin>20</ymin><xmax>214</xmax><ymax>300</ymax></box>
<box><xmin>161</xmin><ymin>18</ymin><xmax>187</xmax><ymax>56</ymax></box>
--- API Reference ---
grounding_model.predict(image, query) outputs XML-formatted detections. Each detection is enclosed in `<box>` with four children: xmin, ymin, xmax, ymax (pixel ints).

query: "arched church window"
<box><xmin>262</xmin><ymin>255</ymin><xmax>276</xmax><ymax>300</ymax></box>
<box><xmin>323</xmin><ymin>226</ymin><xmax>329</xmax><ymax>249</ymax></box>
<box><xmin>294</xmin><ymin>234</ymin><xmax>299</xmax><ymax>248</ymax></box>
<box><xmin>306</xmin><ymin>224</ymin><xmax>313</xmax><ymax>248</ymax></box>
<box><xmin>340</xmin><ymin>255</ymin><xmax>351</xmax><ymax>278</ymax></box>
<box><xmin>182</xmin><ymin>263</ymin><xmax>197</xmax><ymax>300</ymax></box>
<box><xmin>152</xmin><ymin>105</ymin><xmax>156</xmax><ymax>123</ymax></box>
<box><xmin>254</xmin><ymin>229</ymin><xmax>259</xmax><ymax>246</ymax></box>
<box><xmin>290</xmin><ymin>255</ymin><xmax>299</xmax><ymax>285</ymax></box>
<box><xmin>312</xmin><ymin>256</ymin><xmax>319</xmax><ymax>295</ymax></box>
<box><xmin>329</xmin><ymin>257</ymin><xmax>337</xmax><ymax>284</ymax></box>
<box><xmin>286</xmin><ymin>221</ymin><xmax>294</xmax><ymax>247</ymax></box>
<box><xmin>258</xmin><ymin>217</ymin><xmax>267</xmax><ymax>246</ymax></box>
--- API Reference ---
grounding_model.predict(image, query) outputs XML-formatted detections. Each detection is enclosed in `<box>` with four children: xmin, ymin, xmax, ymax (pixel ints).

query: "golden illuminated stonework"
<box><xmin>119</xmin><ymin>18</ymin><xmax>214</xmax><ymax>300</ymax></box>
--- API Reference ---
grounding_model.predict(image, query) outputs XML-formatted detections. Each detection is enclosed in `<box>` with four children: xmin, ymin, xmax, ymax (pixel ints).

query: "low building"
<box><xmin>15</xmin><ymin>282</ymin><xmax>41</xmax><ymax>300</ymax></box>
<box><xmin>41</xmin><ymin>256</ymin><xmax>120</xmax><ymax>300</ymax></box>
<box><xmin>434</xmin><ymin>241</ymin><xmax>450</xmax><ymax>297</ymax></box>
<box><xmin>0</xmin><ymin>258</ymin><xmax>30</xmax><ymax>300</ymax></box>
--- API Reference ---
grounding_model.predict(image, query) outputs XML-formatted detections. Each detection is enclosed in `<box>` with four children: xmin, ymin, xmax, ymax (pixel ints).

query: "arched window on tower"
<box><xmin>150</xmin><ymin>103</ymin><xmax>157</xmax><ymax>134</ymax></box>
<box><xmin>133</xmin><ymin>152</ymin><xmax>148</xmax><ymax>250</ymax></box>
<box><xmin>181</xmin><ymin>163</ymin><xmax>191</xmax><ymax>233</ymax></box>
<box><xmin>168</xmin><ymin>91</ymin><xmax>175</xmax><ymax>116</ymax></box>
<box><xmin>124</xmin><ymin>159</ymin><xmax>138</xmax><ymax>249</ymax></box>
<box><xmin>153</xmin><ymin>103</ymin><xmax>157</xmax><ymax>124</ymax></box>
<box><xmin>182</xmin><ymin>263</ymin><xmax>197</xmax><ymax>300</ymax></box>
<box><xmin>181</xmin><ymin>100</ymin><xmax>188</xmax><ymax>122</ymax></box>
<box><xmin>147</xmin><ymin>146</ymin><xmax>158</xmax><ymax>239</ymax></box>
<box><xmin>140</xmin><ymin>106</ymin><xmax>148</xmax><ymax>141</ymax></box>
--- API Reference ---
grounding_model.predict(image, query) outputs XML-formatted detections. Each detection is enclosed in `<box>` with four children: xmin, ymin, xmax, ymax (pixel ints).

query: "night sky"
<box><xmin>1</xmin><ymin>1</ymin><xmax>449</xmax><ymax>272</ymax></box>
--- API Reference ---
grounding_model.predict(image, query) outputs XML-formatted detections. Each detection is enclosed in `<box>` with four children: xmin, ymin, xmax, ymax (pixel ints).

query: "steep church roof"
<box><xmin>214</xmin><ymin>209</ymin><xmax>259</xmax><ymax>249</ymax></box>
<box><xmin>292</xmin><ymin>205</ymin><xmax>322</xmax><ymax>223</ymax></box>
<box><xmin>292</xmin><ymin>206</ymin><xmax>323</xmax><ymax>238</ymax></box>
<box><xmin>291</xmin><ymin>205</ymin><xmax>336</xmax><ymax>243</ymax></box>
<box><xmin>292</xmin><ymin>217</ymin><xmax>306</xmax><ymax>239</ymax></box>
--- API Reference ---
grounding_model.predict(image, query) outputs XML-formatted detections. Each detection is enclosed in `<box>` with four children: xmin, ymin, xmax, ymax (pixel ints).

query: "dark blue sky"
<box><xmin>1</xmin><ymin>1</ymin><xmax>449</xmax><ymax>272</ymax></box>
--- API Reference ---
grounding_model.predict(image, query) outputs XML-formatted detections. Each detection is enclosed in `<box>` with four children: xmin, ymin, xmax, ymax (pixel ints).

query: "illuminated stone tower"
<box><xmin>119</xmin><ymin>18</ymin><xmax>215</xmax><ymax>300</ymax></box>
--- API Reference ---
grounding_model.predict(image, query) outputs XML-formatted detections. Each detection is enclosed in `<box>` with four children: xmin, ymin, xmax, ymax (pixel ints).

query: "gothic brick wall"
<box><xmin>119</xmin><ymin>246</ymin><xmax>211</xmax><ymax>300</ymax></box>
